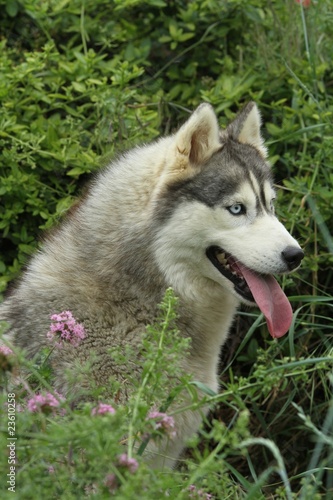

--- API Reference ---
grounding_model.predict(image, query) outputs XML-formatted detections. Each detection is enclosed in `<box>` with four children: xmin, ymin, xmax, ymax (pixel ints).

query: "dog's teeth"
<box><xmin>217</xmin><ymin>252</ymin><xmax>227</xmax><ymax>265</ymax></box>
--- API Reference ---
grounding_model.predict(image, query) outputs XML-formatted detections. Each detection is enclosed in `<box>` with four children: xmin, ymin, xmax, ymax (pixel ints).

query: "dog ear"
<box><xmin>174</xmin><ymin>104</ymin><xmax>221</xmax><ymax>169</ymax></box>
<box><xmin>226</xmin><ymin>102</ymin><xmax>267</xmax><ymax>158</ymax></box>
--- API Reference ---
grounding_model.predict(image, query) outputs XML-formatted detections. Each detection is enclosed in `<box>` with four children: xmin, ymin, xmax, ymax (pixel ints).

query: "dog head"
<box><xmin>152</xmin><ymin>103</ymin><xmax>304</xmax><ymax>337</ymax></box>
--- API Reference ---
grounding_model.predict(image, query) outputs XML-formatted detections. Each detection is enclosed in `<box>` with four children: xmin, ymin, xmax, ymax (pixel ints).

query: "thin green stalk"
<box><xmin>171</xmin><ymin>356</ymin><xmax>333</xmax><ymax>417</ymax></box>
<box><xmin>80</xmin><ymin>1</ymin><xmax>88</xmax><ymax>56</ymax></box>
<box><xmin>299</xmin><ymin>2</ymin><xmax>310</xmax><ymax>61</ymax></box>
<box><xmin>127</xmin><ymin>295</ymin><xmax>174</xmax><ymax>459</ymax></box>
<box><xmin>238</xmin><ymin>438</ymin><xmax>293</xmax><ymax>500</ymax></box>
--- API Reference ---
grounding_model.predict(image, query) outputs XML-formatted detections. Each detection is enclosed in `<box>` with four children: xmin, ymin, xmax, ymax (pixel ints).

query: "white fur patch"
<box><xmin>153</xmin><ymin>194</ymin><xmax>301</xmax><ymax>299</ymax></box>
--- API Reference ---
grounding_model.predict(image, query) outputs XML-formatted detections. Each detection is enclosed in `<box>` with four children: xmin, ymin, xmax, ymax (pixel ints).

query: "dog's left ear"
<box><xmin>174</xmin><ymin>104</ymin><xmax>221</xmax><ymax>169</ymax></box>
<box><xmin>227</xmin><ymin>102</ymin><xmax>267</xmax><ymax>158</ymax></box>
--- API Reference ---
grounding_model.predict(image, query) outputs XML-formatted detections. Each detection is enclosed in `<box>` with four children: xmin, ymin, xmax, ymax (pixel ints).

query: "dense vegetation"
<box><xmin>0</xmin><ymin>0</ymin><xmax>332</xmax><ymax>498</ymax></box>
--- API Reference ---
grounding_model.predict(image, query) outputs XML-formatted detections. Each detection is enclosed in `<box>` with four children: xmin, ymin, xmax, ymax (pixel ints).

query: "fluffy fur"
<box><xmin>0</xmin><ymin>102</ymin><xmax>303</xmax><ymax>468</ymax></box>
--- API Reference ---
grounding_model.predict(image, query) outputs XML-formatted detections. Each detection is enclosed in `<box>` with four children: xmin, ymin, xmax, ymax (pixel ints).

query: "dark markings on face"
<box><xmin>260</xmin><ymin>183</ymin><xmax>269</xmax><ymax>213</ymax></box>
<box><xmin>153</xmin><ymin>139</ymin><xmax>273</xmax><ymax>225</ymax></box>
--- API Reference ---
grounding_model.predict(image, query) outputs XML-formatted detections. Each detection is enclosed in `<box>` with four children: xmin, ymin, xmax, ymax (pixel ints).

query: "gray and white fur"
<box><xmin>0</xmin><ymin>103</ymin><xmax>303</xmax><ymax>468</ymax></box>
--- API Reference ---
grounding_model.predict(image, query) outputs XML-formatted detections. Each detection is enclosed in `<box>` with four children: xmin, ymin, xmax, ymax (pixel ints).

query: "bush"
<box><xmin>1</xmin><ymin>0</ymin><xmax>332</xmax><ymax>497</ymax></box>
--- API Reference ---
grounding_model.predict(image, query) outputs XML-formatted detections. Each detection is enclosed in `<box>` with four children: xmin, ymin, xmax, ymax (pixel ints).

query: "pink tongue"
<box><xmin>237</xmin><ymin>263</ymin><xmax>293</xmax><ymax>338</ymax></box>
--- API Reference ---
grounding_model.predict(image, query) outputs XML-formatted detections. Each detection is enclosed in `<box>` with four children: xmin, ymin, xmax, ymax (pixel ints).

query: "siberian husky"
<box><xmin>0</xmin><ymin>102</ymin><xmax>304</xmax><ymax>467</ymax></box>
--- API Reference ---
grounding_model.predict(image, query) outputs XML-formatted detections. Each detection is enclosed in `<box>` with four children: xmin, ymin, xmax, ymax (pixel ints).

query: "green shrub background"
<box><xmin>0</xmin><ymin>0</ymin><xmax>332</xmax><ymax>498</ymax></box>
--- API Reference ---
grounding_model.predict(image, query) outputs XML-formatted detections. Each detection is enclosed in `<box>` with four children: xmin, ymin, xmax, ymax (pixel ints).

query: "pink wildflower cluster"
<box><xmin>47</xmin><ymin>311</ymin><xmax>85</xmax><ymax>348</ymax></box>
<box><xmin>117</xmin><ymin>453</ymin><xmax>139</xmax><ymax>474</ymax></box>
<box><xmin>91</xmin><ymin>403</ymin><xmax>116</xmax><ymax>416</ymax></box>
<box><xmin>147</xmin><ymin>410</ymin><xmax>176</xmax><ymax>440</ymax></box>
<box><xmin>188</xmin><ymin>484</ymin><xmax>213</xmax><ymax>499</ymax></box>
<box><xmin>0</xmin><ymin>345</ymin><xmax>15</xmax><ymax>372</ymax></box>
<box><xmin>104</xmin><ymin>454</ymin><xmax>139</xmax><ymax>493</ymax></box>
<box><xmin>0</xmin><ymin>345</ymin><xmax>13</xmax><ymax>356</ymax></box>
<box><xmin>27</xmin><ymin>392</ymin><xmax>64</xmax><ymax>415</ymax></box>
<box><xmin>104</xmin><ymin>474</ymin><xmax>118</xmax><ymax>494</ymax></box>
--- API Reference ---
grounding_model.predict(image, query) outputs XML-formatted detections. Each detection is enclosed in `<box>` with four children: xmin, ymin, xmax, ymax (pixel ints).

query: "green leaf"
<box><xmin>266</xmin><ymin>123</ymin><xmax>283</xmax><ymax>136</ymax></box>
<box><xmin>190</xmin><ymin>381</ymin><xmax>217</xmax><ymax>397</ymax></box>
<box><xmin>6</xmin><ymin>0</ymin><xmax>19</xmax><ymax>17</ymax></box>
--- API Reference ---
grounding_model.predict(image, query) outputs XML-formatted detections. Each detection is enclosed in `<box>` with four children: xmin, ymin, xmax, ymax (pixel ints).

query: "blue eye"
<box><xmin>227</xmin><ymin>203</ymin><xmax>246</xmax><ymax>215</ymax></box>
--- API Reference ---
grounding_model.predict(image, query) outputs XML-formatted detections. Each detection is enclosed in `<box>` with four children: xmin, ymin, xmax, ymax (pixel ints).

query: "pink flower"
<box><xmin>104</xmin><ymin>455</ymin><xmax>139</xmax><ymax>493</ymax></box>
<box><xmin>188</xmin><ymin>485</ymin><xmax>213</xmax><ymax>499</ymax></box>
<box><xmin>117</xmin><ymin>453</ymin><xmax>139</xmax><ymax>474</ymax></box>
<box><xmin>294</xmin><ymin>0</ymin><xmax>311</xmax><ymax>7</ymax></box>
<box><xmin>47</xmin><ymin>311</ymin><xmax>85</xmax><ymax>348</ymax></box>
<box><xmin>91</xmin><ymin>403</ymin><xmax>116</xmax><ymax>416</ymax></box>
<box><xmin>104</xmin><ymin>473</ymin><xmax>118</xmax><ymax>493</ymax></box>
<box><xmin>0</xmin><ymin>345</ymin><xmax>13</xmax><ymax>356</ymax></box>
<box><xmin>0</xmin><ymin>345</ymin><xmax>15</xmax><ymax>372</ymax></box>
<box><xmin>147</xmin><ymin>410</ymin><xmax>176</xmax><ymax>439</ymax></box>
<box><xmin>27</xmin><ymin>392</ymin><xmax>64</xmax><ymax>415</ymax></box>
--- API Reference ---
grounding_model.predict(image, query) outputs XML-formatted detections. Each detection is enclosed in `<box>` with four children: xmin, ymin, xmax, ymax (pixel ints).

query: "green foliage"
<box><xmin>1</xmin><ymin>290</ymin><xmax>333</xmax><ymax>498</ymax></box>
<box><xmin>1</xmin><ymin>0</ymin><xmax>332</xmax><ymax>294</ymax></box>
<box><xmin>0</xmin><ymin>0</ymin><xmax>333</xmax><ymax>498</ymax></box>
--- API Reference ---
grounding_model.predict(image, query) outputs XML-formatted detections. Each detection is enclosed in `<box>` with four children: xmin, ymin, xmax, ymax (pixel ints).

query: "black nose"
<box><xmin>282</xmin><ymin>246</ymin><xmax>304</xmax><ymax>270</ymax></box>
